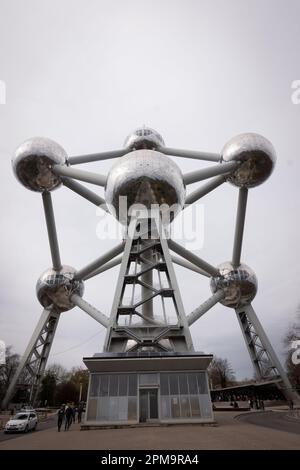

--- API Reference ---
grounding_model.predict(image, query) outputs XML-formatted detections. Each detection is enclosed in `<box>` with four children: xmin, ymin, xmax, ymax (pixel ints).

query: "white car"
<box><xmin>4</xmin><ymin>412</ymin><xmax>38</xmax><ymax>433</ymax></box>
<box><xmin>20</xmin><ymin>407</ymin><xmax>35</xmax><ymax>413</ymax></box>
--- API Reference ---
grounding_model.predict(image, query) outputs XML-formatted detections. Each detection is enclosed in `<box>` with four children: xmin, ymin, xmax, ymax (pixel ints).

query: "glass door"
<box><xmin>139</xmin><ymin>389</ymin><xmax>158</xmax><ymax>422</ymax></box>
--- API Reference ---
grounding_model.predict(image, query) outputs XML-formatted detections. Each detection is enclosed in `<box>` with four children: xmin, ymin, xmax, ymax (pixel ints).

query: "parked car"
<box><xmin>4</xmin><ymin>411</ymin><xmax>38</xmax><ymax>433</ymax></box>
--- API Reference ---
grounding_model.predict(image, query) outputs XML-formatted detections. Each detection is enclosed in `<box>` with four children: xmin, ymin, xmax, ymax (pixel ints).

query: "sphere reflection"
<box><xmin>36</xmin><ymin>265</ymin><xmax>84</xmax><ymax>312</ymax></box>
<box><xmin>124</xmin><ymin>127</ymin><xmax>165</xmax><ymax>151</ymax></box>
<box><xmin>12</xmin><ymin>137</ymin><xmax>67</xmax><ymax>192</ymax></box>
<box><xmin>222</xmin><ymin>133</ymin><xmax>276</xmax><ymax>188</ymax></box>
<box><xmin>210</xmin><ymin>261</ymin><xmax>257</xmax><ymax>308</ymax></box>
<box><xmin>105</xmin><ymin>149</ymin><xmax>185</xmax><ymax>224</ymax></box>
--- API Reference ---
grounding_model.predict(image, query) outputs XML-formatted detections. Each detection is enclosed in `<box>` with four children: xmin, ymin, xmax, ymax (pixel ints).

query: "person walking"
<box><xmin>259</xmin><ymin>399</ymin><xmax>265</xmax><ymax>411</ymax></box>
<box><xmin>72</xmin><ymin>406</ymin><xmax>77</xmax><ymax>423</ymax></box>
<box><xmin>57</xmin><ymin>405</ymin><xmax>65</xmax><ymax>432</ymax></box>
<box><xmin>65</xmin><ymin>405</ymin><xmax>73</xmax><ymax>431</ymax></box>
<box><xmin>77</xmin><ymin>405</ymin><xmax>83</xmax><ymax>424</ymax></box>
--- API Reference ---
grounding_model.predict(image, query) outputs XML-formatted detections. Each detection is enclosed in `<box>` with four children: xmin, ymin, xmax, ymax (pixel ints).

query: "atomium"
<box><xmin>210</xmin><ymin>261</ymin><xmax>257</xmax><ymax>308</ymax></box>
<box><xmin>12</xmin><ymin>137</ymin><xmax>68</xmax><ymax>192</ymax></box>
<box><xmin>222</xmin><ymin>133</ymin><xmax>276</xmax><ymax>188</ymax></box>
<box><xmin>6</xmin><ymin>126</ymin><xmax>296</xmax><ymax>414</ymax></box>
<box><xmin>36</xmin><ymin>265</ymin><xmax>84</xmax><ymax>312</ymax></box>
<box><xmin>124</xmin><ymin>126</ymin><xmax>165</xmax><ymax>151</ymax></box>
<box><xmin>105</xmin><ymin>149</ymin><xmax>185</xmax><ymax>224</ymax></box>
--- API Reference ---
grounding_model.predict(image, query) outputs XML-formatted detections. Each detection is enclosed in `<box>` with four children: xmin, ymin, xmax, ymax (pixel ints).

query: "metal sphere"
<box><xmin>36</xmin><ymin>265</ymin><xmax>84</xmax><ymax>312</ymax></box>
<box><xmin>12</xmin><ymin>137</ymin><xmax>68</xmax><ymax>192</ymax></box>
<box><xmin>210</xmin><ymin>261</ymin><xmax>257</xmax><ymax>308</ymax></box>
<box><xmin>222</xmin><ymin>133</ymin><xmax>276</xmax><ymax>188</ymax></box>
<box><xmin>105</xmin><ymin>149</ymin><xmax>185</xmax><ymax>224</ymax></box>
<box><xmin>124</xmin><ymin>127</ymin><xmax>165</xmax><ymax>151</ymax></box>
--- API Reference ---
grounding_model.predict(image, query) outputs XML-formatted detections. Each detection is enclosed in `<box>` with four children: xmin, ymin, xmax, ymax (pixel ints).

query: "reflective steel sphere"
<box><xmin>124</xmin><ymin>127</ymin><xmax>165</xmax><ymax>151</ymax></box>
<box><xmin>105</xmin><ymin>149</ymin><xmax>185</xmax><ymax>224</ymax></box>
<box><xmin>36</xmin><ymin>265</ymin><xmax>84</xmax><ymax>312</ymax></box>
<box><xmin>222</xmin><ymin>133</ymin><xmax>276</xmax><ymax>188</ymax></box>
<box><xmin>210</xmin><ymin>261</ymin><xmax>257</xmax><ymax>308</ymax></box>
<box><xmin>12</xmin><ymin>137</ymin><xmax>68</xmax><ymax>192</ymax></box>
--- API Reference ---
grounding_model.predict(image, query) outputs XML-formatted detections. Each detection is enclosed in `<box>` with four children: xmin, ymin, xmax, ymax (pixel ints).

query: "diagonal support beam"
<box><xmin>232</xmin><ymin>187</ymin><xmax>248</xmax><ymax>268</ymax></box>
<box><xmin>171</xmin><ymin>254</ymin><xmax>210</xmax><ymax>277</ymax></box>
<box><xmin>137</xmin><ymin>279</ymin><xmax>159</xmax><ymax>294</ymax></box>
<box><xmin>185</xmin><ymin>175</ymin><xmax>227</xmax><ymax>206</ymax></box>
<box><xmin>133</xmin><ymin>310</ymin><xmax>163</xmax><ymax>326</ymax></box>
<box><xmin>1</xmin><ymin>308</ymin><xmax>59</xmax><ymax>409</ymax></box>
<box><xmin>133</xmin><ymin>291</ymin><xmax>159</xmax><ymax>309</ymax></box>
<box><xmin>75</xmin><ymin>241</ymin><xmax>125</xmax><ymax>280</ymax></box>
<box><xmin>71</xmin><ymin>294</ymin><xmax>109</xmax><ymax>328</ymax></box>
<box><xmin>140</xmin><ymin>240</ymin><xmax>154</xmax><ymax>320</ymax></box>
<box><xmin>53</xmin><ymin>165</ymin><xmax>107</xmax><ymax>187</ymax></box>
<box><xmin>159</xmin><ymin>146</ymin><xmax>221</xmax><ymax>162</ymax></box>
<box><xmin>168</xmin><ymin>239</ymin><xmax>219</xmax><ymax>277</ymax></box>
<box><xmin>84</xmin><ymin>255</ymin><xmax>123</xmax><ymax>280</ymax></box>
<box><xmin>187</xmin><ymin>290</ymin><xmax>224</xmax><ymax>326</ymax></box>
<box><xmin>68</xmin><ymin>149</ymin><xmax>127</xmax><ymax>165</ymax></box>
<box><xmin>62</xmin><ymin>177</ymin><xmax>108</xmax><ymax>211</ymax></box>
<box><xmin>42</xmin><ymin>191</ymin><xmax>62</xmax><ymax>271</ymax></box>
<box><xmin>114</xmin><ymin>327</ymin><xmax>143</xmax><ymax>343</ymax></box>
<box><xmin>183</xmin><ymin>161</ymin><xmax>238</xmax><ymax>185</ymax></box>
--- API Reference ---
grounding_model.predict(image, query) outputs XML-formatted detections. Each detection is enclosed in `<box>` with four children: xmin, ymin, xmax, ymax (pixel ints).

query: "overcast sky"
<box><xmin>0</xmin><ymin>0</ymin><xmax>299</xmax><ymax>379</ymax></box>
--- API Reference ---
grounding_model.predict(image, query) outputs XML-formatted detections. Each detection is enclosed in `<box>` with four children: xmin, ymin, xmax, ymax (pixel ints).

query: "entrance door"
<box><xmin>139</xmin><ymin>389</ymin><xmax>158</xmax><ymax>422</ymax></box>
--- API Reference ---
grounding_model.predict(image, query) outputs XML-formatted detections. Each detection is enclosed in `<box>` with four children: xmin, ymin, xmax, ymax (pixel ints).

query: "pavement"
<box><xmin>0</xmin><ymin>410</ymin><xmax>299</xmax><ymax>450</ymax></box>
<box><xmin>237</xmin><ymin>410</ymin><xmax>300</xmax><ymax>435</ymax></box>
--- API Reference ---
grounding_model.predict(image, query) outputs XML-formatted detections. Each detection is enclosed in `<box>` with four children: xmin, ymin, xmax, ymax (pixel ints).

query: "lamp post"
<box><xmin>79</xmin><ymin>382</ymin><xmax>83</xmax><ymax>403</ymax></box>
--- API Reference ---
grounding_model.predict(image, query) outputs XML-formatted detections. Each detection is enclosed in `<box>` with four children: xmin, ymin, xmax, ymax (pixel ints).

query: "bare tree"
<box><xmin>209</xmin><ymin>357</ymin><xmax>236</xmax><ymax>389</ymax></box>
<box><xmin>69</xmin><ymin>366</ymin><xmax>89</xmax><ymax>402</ymax></box>
<box><xmin>38</xmin><ymin>370</ymin><xmax>57</xmax><ymax>406</ymax></box>
<box><xmin>55</xmin><ymin>380</ymin><xmax>78</xmax><ymax>405</ymax></box>
<box><xmin>46</xmin><ymin>363</ymin><xmax>69</xmax><ymax>383</ymax></box>
<box><xmin>0</xmin><ymin>346</ymin><xmax>20</xmax><ymax>402</ymax></box>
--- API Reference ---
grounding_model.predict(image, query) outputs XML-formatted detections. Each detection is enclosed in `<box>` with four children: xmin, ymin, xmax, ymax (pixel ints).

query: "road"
<box><xmin>237</xmin><ymin>410</ymin><xmax>300</xmax><ymax>435</ymax></box>
<box><xmin>0</xmin><ymin>411</ymin><xmax>299</xmax><ymax>450</ymax></box>
<box><xmin>0</xmin><ymin>414</ymin><xmax>56</xmax><ymax>443</ymax></box>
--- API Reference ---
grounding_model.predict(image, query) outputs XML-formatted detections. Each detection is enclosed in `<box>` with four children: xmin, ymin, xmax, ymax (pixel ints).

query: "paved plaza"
<box><xmin>0</xmin><ymin>410</ymin><xmax>299</xmax><ymax>450</ymax></box>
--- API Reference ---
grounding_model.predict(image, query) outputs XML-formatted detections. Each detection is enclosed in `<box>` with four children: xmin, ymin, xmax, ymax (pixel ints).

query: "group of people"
<box><xmin>57</xmin><ymin>403</ymin><xmax>84</xmax><ymax>432</ymax></box>
<box><xmin>212</xmin><ymin>394</ymin><xmax>267</xmax><ymax>410</ymax></box>
<box><xmin>248</xmin><ymin>398</ymin><xmax>265</xmax><ymax>410</ymax></box>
